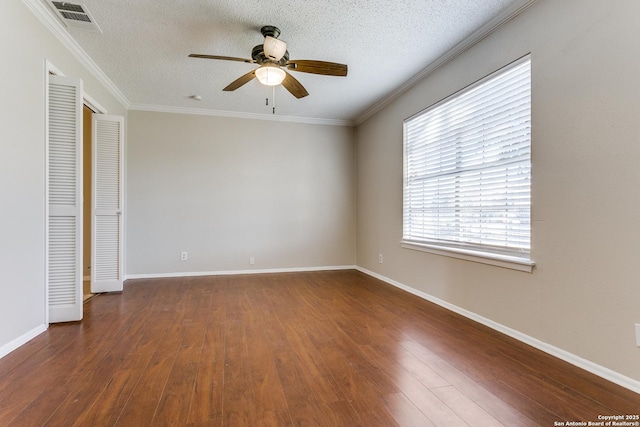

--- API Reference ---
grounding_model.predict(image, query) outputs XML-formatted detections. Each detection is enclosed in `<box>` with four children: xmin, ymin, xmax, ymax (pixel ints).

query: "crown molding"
<box><xmin>21</xmin><ymin>0</ymin><xmax>130</xmax><ymax>108</ymax></box>
<box><xmin>128</xmin><ymin>103</ymin><xmax>354</xmax><ymax>127</ymax></box>
<box><xmin>354</xmin><ymin>0</ymin><xmax>537</xmax><ymax>125</ymax></box>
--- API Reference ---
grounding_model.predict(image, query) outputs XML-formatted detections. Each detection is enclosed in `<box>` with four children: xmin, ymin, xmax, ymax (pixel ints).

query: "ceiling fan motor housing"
<box><xmin>251</xmin><ymin>44</ymin><xmax>289</xmax><ymax>65</ymax></box>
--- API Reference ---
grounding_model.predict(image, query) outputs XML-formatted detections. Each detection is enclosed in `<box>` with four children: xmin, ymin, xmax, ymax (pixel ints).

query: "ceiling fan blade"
<box><xmin>223</xmin><ymin>70</ymin><xmax>257</xmax><ymax>91</ymax></box>
<box><xmin>286</xmin><ymin>60</ymin><xmax>348</xmax><ymax>77</ymax></box>
<box><xmin>281</xmin><ymin>71</ymin><xmax>309</xmax><ymax>99</ymax></box>
<box><xmin>189</xmin><ymin>54</ymin><xmax>255</xmax><ymax>64</ymax></box>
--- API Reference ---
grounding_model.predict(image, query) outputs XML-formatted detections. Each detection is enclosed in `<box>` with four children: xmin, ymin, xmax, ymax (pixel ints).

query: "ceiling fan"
<box><xmin>189</xmin><ymin>25</ymin><xmax>348</xmax><ymax>99</ymax></box>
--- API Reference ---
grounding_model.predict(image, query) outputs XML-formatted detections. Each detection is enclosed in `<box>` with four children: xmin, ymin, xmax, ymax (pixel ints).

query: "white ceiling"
<box><xmin>42</xmin><ymin>0</ymin><xmax>531</xmax><ymax>124</ymax></box>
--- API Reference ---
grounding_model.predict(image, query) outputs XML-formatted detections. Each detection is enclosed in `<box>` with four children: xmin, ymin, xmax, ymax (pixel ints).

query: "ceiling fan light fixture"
<box><xmin>255</xmin><ymin>63</ymin><xmax>286</xmax><ymax>86</ymax></box>
<box><xmin>263</xmin><ymin>36</ymin><xmax>287</xmax><ymax>61</ymax></box>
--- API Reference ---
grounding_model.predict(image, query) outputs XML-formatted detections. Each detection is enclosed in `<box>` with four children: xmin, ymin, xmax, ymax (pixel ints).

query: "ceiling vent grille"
<box><xmin>48</xmin><ymin>1</ymin><xmax>102</xmax><ymax>32</ymax></box>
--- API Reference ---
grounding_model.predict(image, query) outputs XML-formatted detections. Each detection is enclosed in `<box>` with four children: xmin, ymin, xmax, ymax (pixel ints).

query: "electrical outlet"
<box><xmin>181</xmin><ymin>251</ymin><xmax>188</xmax><ymax>261</ymax></box>
<box><xmin>379</xmin><ymin>254</ymin><xmax>383</xmax><ymax>264</ymax></box>
<box><xmin>249</xmin><ymin>257</ymin><xmax>255</xmax><ymax>265</ymax></box>
<box><xmin>635</xmin><ymin>323</ymin><xmax>640</xmax><ymax>347</ymax></box>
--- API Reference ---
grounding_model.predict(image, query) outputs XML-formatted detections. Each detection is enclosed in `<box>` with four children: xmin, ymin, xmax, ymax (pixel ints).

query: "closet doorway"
<box><xmin>82</xmin><ymin>105</ymin><xmax>93</xmax><ymax>301</ymax></box>
<box><xmin>46</xmin><ymin>66</ymin><xmax>124</xmax><ymax>324</ymax></box>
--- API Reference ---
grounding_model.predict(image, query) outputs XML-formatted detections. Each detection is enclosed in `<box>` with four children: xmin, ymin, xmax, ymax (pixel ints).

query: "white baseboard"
<box><xmin>125</xmin><ymin>265</ymin><xmax>357</xmax><ymax>281</ymax></box>
<box><xmin>356</xmin><ymin>266</ymin><xmax>640</xmax><ymax>395</ymax></box>
<box><xmin>0</xmin><ymin>324</ymin><xmax>48</xmax><ymax>360</ymax></box>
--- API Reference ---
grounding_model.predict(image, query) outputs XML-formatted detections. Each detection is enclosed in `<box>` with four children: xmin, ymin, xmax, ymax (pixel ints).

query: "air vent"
<box><xmin>48</xmin><ymin>1</ymin><xmax>102</xmax><ymax>32</ymax></box>
<box><xmin>52</xmin><ymin>1</ymin><xmax>83</xmax><ymax>12</ymax></box>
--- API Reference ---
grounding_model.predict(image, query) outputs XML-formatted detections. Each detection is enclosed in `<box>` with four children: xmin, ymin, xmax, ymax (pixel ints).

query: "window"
<box><xmin>402</xmin><ymin>56</ymin><xmax>533</xmax><ymax>271</ymax></box>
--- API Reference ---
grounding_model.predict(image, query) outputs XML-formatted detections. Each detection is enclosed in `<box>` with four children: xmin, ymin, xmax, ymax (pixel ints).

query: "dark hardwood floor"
<box><xmin>0</xmin><ymin>270</ymin><xmax>637</xmax><ymax>426</ymax></box>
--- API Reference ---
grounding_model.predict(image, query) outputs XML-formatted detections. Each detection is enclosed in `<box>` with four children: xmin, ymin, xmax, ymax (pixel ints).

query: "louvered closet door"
<box><xmin>91</xmin><ymin>115</ymin><xmax>123</xmax><ymax>293</ymax></box>
<box><xmin>48</xmin><ymin>75</ymin><xmax>83</xmax><ymax>323</ymax></box>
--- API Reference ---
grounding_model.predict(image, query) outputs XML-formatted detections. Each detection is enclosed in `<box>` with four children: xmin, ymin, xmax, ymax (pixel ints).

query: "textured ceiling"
<box><xmin>46</xmin><ymin>0</ymin><xmax>528</xmax><ymax>124</ymax></box>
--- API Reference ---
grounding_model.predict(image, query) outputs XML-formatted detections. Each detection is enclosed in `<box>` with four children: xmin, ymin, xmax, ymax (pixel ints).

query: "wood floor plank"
<box><xmin>323</xmin><ymin>400</ymin><xmax>366</xmax><ymax>427</ymax></box>
<box><xmin>115</xmin><ymin>323</ymin><xmax>186</xmax><ymax>425</ymax></box>
<box><xmin>152</xmin><ymin>314</ymin><xmax>206</xmax><ymax>425</ymax></box>
<box><xmin>310</xmin><ymin>340</ymin><xmax>401</xmax><ymax>426</ymax></box>
<box><xmin>353</xmin><ymin>341</ymin><xmax>469</xmax><ymax>426</ymax></box>
<box><xmin>400</xmin><ymin>338</ymin><xmax>541</xmax><ymax>426</ymax></box>
<box><xmin>360</xmin><ymin>342</ymin><xmax>450</xmax><ymax>389</ymax></box>
<box><xmin>0</xmin><ymin>270</ymin><xmax>636</xmax><ymax>426</ymax></box>
<box><xmin>0</xmin><ymin>350</ymin><xmax>71</xmax><ymax>425</ymax></box>
<box><xmin>278</xmin><ymin>320</ymin><xmax>346</xmax><ymax>404</ymax></box>
<box><xmin>273</xmin><ymin>350</ymin><xmax>325</xmax><ymax>426</ymax></box>
<box><xmin>431</xmin><ymin>385</ymin><xmax>503</xmax><ymax>427</ymax></box>
<box><xmin>395</xmin><ymin>376</ymin><xmax>469</xmax><ymax>426</ymax></box>
<box><xmin>481</xmin><ymin>378</ymin><xmax>563</xmax><ymax>425</ymax></box>
<box><xmin>74</xmin><ymin>368</ymin><xmax>142</xmax><ymax>427</ymax></box>
<box><xmin>187</xmin><ymin>290</ymin><xmax>226</xmax><ymax>424</ymax></box>
<box><xmin>381</xmin><ymin>392</ymin><xmax>436</xmax><ymax>427</ymax></box>
<box><xmin>76</xmin><ymin>312</ymin><xmax>178</xmax><ymax>426</ymax></box>
<box><xmin>43</xmin><ymin>350</ymin><xmax>140</xmax><ymax>426</ymax></box>
<box><xmin>152</xmin><ymin>361</ymin><xmax>200</xmax><ymax>426</ymax></box>
<box><xmin>186</xmin><ymin>420</ymin><xmax>222</xmax><ymax>427</ymax></box>
<box><xmin>244</xmin><ymin>320</ymin><xmax>292</xmax><ymax>427</ymax></box>
<box><xmin>311</xmin><ymin>322</ymin><xmax>399</xmax><ymax>396</ymax></box>
<box><xmin>221</xmin><ymin>291</ymin><xmax>257</xmax><ymax>426</ymax></box>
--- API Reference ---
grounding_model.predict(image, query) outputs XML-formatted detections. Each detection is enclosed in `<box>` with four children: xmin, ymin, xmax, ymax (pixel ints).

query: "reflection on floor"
<box><xmin>83</xmin><ymin>280</ymin><xmax>94</xmax><ymax>302</ymax></box>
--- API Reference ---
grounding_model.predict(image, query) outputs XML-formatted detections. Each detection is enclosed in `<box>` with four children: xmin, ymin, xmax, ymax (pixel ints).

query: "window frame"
<box><xmin>401</xmin><ymin>55</ymin><xmax>534</xmax><ymax>272</ymax></box>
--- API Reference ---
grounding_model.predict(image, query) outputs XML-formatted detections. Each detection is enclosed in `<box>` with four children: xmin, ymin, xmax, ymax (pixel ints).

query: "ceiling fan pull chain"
<box><xmin>272</xmin><ymin>86</ymin><xmax>276</xmax><ymax>115</ymax></box>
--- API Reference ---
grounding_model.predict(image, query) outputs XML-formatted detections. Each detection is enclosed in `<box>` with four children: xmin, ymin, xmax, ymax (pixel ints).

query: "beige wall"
<box><xmin>126</xmin><ymin>111</ymin><xmax>356</xmax><ymax>275</ymax></box>
<box><xmin>356</xmin><ymin>0</ymin><xmax>640</xmax><ymax>383</ymax></box>
<box><xmin>0</xmin><ymin>0</ymin><xmax>125</xmax><ymax>352</ymax></box>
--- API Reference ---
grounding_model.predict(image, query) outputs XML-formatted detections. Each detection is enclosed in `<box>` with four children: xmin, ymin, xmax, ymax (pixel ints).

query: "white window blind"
<box><xmin>403</xmin><ymin>56</ymin><xmax>531</xmax><ymax>262</ymax></box>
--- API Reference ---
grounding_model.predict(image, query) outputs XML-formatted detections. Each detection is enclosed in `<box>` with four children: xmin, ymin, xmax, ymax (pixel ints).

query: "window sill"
<box><xmin>400</xmin><ymin>240</ymin><xmax>535</xmax><ymax>273</ymax></box>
